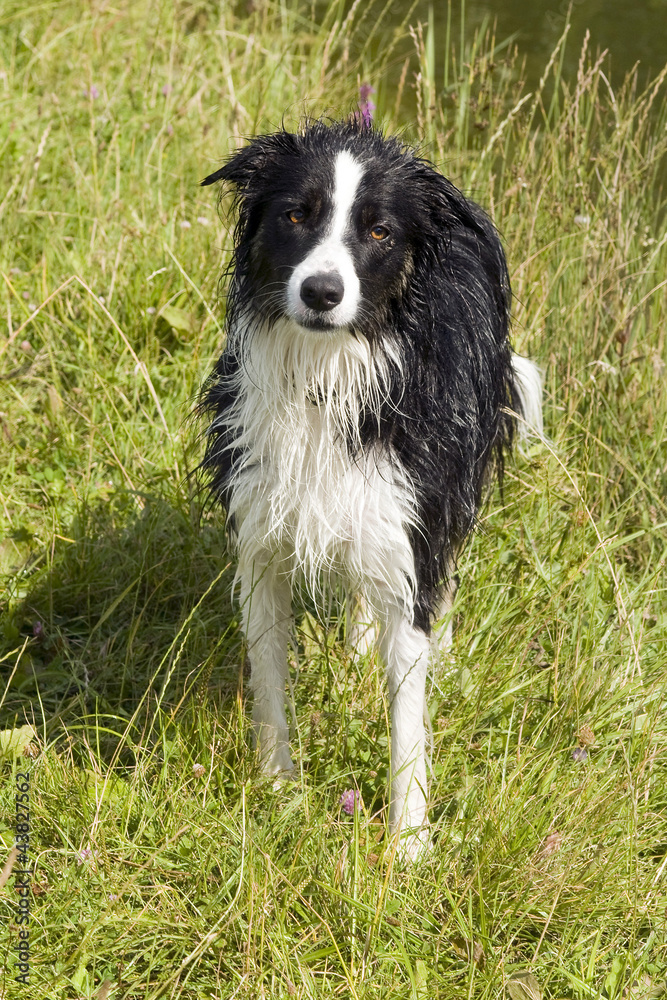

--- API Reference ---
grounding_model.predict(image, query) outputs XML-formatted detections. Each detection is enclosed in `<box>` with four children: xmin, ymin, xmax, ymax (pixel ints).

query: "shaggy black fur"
<box><xmin>200</xmin><ymin>119</ymin><xmax>520</xmax><ymax>632</ymax></box>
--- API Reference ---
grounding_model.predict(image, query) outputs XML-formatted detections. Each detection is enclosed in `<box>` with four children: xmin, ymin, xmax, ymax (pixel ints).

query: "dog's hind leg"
<box><xmin>432</xmin><ymin>577</ymin><xmax>458</xmax><ymax>654</ymax></box>
<box><xmin>239</xmin><ymin>554</ymin><xmax>294</xmax><ymax>776</ymax></box>
<box><xmin>348</xmin><ymin>593</ymin><xmax>377</xmax><ymax>655</ymax></box>
<box><xmin>379</xmin><ymin>606</ymin><xmax>431</xmax><ymax>859</ymax></box>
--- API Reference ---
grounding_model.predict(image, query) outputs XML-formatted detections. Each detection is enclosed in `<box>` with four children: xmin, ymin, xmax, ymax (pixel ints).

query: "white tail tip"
<box><xmin>511</xmin><ymin>354</ymin><xmax>543</xmax><ymax>441</ymax></box>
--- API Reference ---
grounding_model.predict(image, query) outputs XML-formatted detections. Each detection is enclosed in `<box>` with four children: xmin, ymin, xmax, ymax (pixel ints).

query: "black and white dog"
<box><xmin>200</xmin><ymin>119</ymin><xmax>541</xmax><ymax>857</ymax></box>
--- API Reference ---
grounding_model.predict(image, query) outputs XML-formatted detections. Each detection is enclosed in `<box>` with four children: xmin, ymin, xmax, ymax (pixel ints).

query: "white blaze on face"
<box><xmin>286</xmin><ymin>150</ymin><xmax>364</xmax><ymax>328</ymax></box>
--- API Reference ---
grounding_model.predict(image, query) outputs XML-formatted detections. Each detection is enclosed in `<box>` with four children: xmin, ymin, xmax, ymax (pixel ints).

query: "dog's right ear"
<box><xmin>201</xmin><ymin>143</ymin><xmax>263</xmax><ymax>188</ymax></box>
<box><xmin>201</xmin><ymin>132</ymin><xmax>298</xmax><ymax>189</ymax></box>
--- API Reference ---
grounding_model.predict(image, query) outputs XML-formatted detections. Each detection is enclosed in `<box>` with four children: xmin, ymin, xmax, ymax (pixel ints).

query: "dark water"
<box><xmin>401</xmin><ymin>0</ymin><xmax>667</xmax><ymax>88</ymax></box>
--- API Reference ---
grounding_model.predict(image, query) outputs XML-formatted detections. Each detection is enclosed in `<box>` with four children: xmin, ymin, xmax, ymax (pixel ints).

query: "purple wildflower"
<box><xmin>340</xmin><ymin>789</ymin><xmax>362</xmax><ymax>814</ymax></box>
<box><xmin>90</xmin><ymin>85</ymin><xmax>100</xmax><ymax>99</ymax></box>
<box><xmin>161</xmin><ymin>83</ymin><xmax>172</xmax><ymax>97</ymax></box>
<box><xmin>32</xmin><ymin>621</ymin><xmax>44</xmax><ymax>639</ymax></box>
<box><xmin>572</xmin><ymin>747</ymin><xmax>588</xmax><ymax>763</ymax></box>
<box><xmin>358</xmin><ymin>83</ymin><xmax>375</xmax><ymax>127</ymax></box>
<box><xmin>76</xmin><ymin>847</ymin><xmax>98</xmax><ymax>865</ymax></box>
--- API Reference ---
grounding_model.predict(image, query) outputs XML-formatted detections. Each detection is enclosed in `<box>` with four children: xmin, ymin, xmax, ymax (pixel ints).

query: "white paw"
<box><xmin>394</xmin><ymin>825</ymin><xmax>432</xmax><ymax>863</ymax></box>
<box><xmin>271</xmin><ymin>768</ymin><xmax>297</xmax><ymax>791</ymax></box>
<box><xmin>259</xmin><ymin>743</ymin><xmax>294</xmax><ymax>778</ymax></box>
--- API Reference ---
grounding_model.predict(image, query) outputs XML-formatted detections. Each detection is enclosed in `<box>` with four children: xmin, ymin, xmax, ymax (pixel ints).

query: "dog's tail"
<box><xmin>511</xmin><ymin>354</ymin><xmax>544</xmax><ymax>442</ymax></box>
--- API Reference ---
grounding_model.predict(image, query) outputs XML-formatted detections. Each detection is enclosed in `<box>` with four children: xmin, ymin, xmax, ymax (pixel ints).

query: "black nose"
<box><xmin>300</xmin><ymin>272</ymin><xmax>344</xmax><ymax>312</ymax></box>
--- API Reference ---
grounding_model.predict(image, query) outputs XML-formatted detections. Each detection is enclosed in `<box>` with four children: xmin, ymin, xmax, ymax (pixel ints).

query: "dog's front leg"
<box><xmin>380</xmin><ymin>609</ymin><xmax>431</xmax><ymax>857</ymax></box>
<box><xmin>239</xmin><ymin>557</ymin><xmax>294</xmax><ymax>776</ymax></box>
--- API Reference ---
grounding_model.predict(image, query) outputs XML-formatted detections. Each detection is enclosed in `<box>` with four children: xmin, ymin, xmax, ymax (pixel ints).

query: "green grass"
<box><xmin>1</xmin><ymin>1</ymin><xmax>667</xmax><ymax>997</ymax></box>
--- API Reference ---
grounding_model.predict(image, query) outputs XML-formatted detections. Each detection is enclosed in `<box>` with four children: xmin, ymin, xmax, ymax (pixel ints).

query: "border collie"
<box><xmin>200</xmin><ymin>118</ymin><xmax>542</xmax><ymax>858</ymax></box>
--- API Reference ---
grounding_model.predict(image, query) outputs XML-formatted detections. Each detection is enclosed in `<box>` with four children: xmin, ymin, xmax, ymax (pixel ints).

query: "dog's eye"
<box><xmin>370</xmin><ymin>224</ymin><xmax>389</xmax><ymax>241</ymax></box>
<box><xmin>287</xmin><ymin>209</ymin><xmax>305</xmax><ymax>224</ymax></box>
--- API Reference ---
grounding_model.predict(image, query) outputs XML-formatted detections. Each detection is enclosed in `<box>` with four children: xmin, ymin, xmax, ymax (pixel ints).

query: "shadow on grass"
<box><xmin>1</xmin><ymin>485</ymin><xmax>241</xmax><ymax>762</ymax></box>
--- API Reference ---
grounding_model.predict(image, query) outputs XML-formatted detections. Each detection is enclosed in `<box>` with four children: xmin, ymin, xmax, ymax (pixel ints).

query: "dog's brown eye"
<box><xmin>288</xmin><ymin>209</ymin><xmax>305</xmax><ymax>224</ymax></box>
<box><xmin>370</xmin><ymin>224</ymin><xmax>389</xmax><ymax>241</ymax></box>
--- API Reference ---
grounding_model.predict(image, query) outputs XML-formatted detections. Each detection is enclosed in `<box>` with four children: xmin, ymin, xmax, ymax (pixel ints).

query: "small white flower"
<box><xmin>196</xmin><ymin>216</ymin><xmax>210</xmax><ymax>226</ymax></box>
<box><xmin>574</xmin><ymin>214</ymin><xmax>590</xmax><ymax>227</ymax></box>
<box><xmin>179</xmin><ymin>219</ymin><xmax>191</xmax><ymax>229</ymax></box>
<box><xmin>146</xmin><ymin>306</ymin><xmax>156</xmax><ymax>315</ymax></box>
<box><xmin>588</xmin><ymin>360</ymin><xmax>618</xmax><ymax>376</ymax></box>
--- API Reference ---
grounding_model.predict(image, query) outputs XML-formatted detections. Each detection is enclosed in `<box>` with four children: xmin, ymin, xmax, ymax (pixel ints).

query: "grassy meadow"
<box><xmin>1</xmin><ymin>0</ymin><xmax>667</xmax><ymax>996</ymax></box>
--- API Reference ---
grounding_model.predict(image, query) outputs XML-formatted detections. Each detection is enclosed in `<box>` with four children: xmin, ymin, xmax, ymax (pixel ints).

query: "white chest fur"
<box><xmin>222</xmin><ymin>320</ymin><xmax>418</xmax><ymax>611</ymax></box>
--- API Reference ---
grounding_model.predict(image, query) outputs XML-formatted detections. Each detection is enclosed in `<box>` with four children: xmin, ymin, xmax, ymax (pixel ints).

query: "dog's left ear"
<box><xmin>411</xmin><ymin>157</ymin><xmax>508</xmax><ymax>278</ymax></box>
<box><xmin>409</xmin><ymin>157</ymin><xmax>482</xmax><ymax>232</ymax></box>
<box><xmin>201</xmin><ymin>131</ymin><xmax>299</xmax><ymax>190</ymax></box>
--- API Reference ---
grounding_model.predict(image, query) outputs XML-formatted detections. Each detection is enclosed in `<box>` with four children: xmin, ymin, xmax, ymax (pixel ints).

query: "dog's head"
<box><xmin>203</xmin><ymin>120</ymin><xmax>496</xmax><ymax>338</ymax></box>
